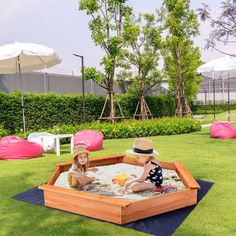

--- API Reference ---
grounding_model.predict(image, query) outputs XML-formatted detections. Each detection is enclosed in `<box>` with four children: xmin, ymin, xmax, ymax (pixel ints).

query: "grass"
<box><xmin>1</xmin><ymin>128</ymin><xmax>236</xmax><ymax>236</ymax></box>
<box><xmin>198</xmin><ymin>109</ymin><xmax>236</xmax><ymax>125</ymax></box>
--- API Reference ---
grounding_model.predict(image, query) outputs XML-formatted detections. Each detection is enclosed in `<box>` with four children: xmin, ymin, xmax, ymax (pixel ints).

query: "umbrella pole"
<box><xmin>43</xmin><ymin>72</ymin><xmax>47</xmax><ymax>93</ymax></box>
<box><xmin>204</xmin><ymin>89</ymin><xmax>207</xmax><ymax>116</ymax></box>
<box><xmin>17</xmin><ymin>56</ymin><xmax>27</xmax><ymax>139</ymax></box>
<box><xmin>227</xmin><ymin>71</ymin><xmax>230</xmax><ymax>123</ymax></box>
<box><xmin>212</xmin><ymin>70</ymin><xmax>216</xmax><ymax>120</ymax></box>
<box><xmin>213</xmin><ymin>79</ymin><xmax>216</xmax><ymax>120</ymax></box>
<box><xmin>81</xmin><ymin>56</ymin><xmax>85</xmax><ymax>123</ymax></box>
<box><xmin>43</xmin><ymin>64</ymin><xmax>47</xmax><ymax>93</ymax></box>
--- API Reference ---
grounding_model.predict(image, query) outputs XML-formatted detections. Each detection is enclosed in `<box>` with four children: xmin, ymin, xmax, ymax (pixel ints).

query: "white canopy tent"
<box><xmin>0</xmin><ymin>42</ymin><xmax>61</xmax><ymax>138</ymax></box>
<box><xmin>197</xmin><ymin>56</ymin><xmax>236</xmax><ymax>122</ymax></box>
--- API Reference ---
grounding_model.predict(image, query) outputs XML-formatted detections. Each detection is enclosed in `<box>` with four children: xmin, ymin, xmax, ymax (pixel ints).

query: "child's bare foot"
<box><xmin>130</xmin><ymin>174</ymin><xmax>137</xmax><ymax>178</ymax></box>
<box><xmin>120</xmin><ymin>189</ymin><xmax>133</xmax><ymax>195</ymax></box>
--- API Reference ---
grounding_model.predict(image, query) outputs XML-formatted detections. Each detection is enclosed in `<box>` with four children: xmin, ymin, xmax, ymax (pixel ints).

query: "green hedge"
<box><xmin>14</xmin><ymin>117</ymin><xmax>200</xmax><ymax>140</ymax></box>
<box><xmin>191</xmin><ymin>100</ymin><xmax>236</xmax><ymax>115</ymax></box>
<box><xmin>0</xmin><ymin>124</ymin><xmax>8</xmax><ymax>138</ymax></box>
<box><xmin>116</xmin><ymin>94</ymin><xmax>175</xmax><ymax>118</ymax></box>
<box><xmin>0</xmin><ymin>92</ymin><xmax>175</xmax><ymax>133</ymax></box>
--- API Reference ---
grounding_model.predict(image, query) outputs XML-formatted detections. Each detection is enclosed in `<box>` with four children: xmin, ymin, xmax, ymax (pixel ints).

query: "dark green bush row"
<box><xmin>191</xmin><ymin>101</ymin><xmax>236</xmax><ymax>115</ymax></box>
<box><xmin>22</xmin><ymin>117</ymin><xmax>200</xmax><ymax>140</ymax></box>
<box><xmin>116</xmin><ymin>94</ymin><xmax>175</xmax><ymax>118</ymax></box>
<box><xmin>0</xmin><ymin>124</ymin><xmax>8</xmax><ymax>138</ymax></box>
<box><xmin>0</xmin><ymin>91</ymin><xmax>175</xmax><ymax>133</ymax></box>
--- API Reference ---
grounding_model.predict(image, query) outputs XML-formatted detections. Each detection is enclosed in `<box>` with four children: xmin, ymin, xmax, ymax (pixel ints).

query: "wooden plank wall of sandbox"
<box><xmin>39</xmin><ymin>154</ymin><xmax>200</xmax><ymax>224</ymax></box>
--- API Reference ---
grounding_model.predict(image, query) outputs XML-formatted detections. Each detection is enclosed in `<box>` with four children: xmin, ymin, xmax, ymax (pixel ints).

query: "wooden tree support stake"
<box><xmin>133</xmin><ymin>95</ymin><xmax>153</xmax><ymax>120</ymax></box>
<box><xmin>98</xmin><ymin>93</ymin><xmax>125</xmax><ymax>122</ymax></box>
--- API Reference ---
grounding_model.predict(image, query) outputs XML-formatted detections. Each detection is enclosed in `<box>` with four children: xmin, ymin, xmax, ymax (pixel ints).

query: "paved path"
<box><xmin>201</xmin><ymin>124</ymin><xmax>212</xmax><ymax>128</ymax></box>
<box><xmin>201</xmin><ymin>120</ymin><xmax>233</xmax><ymax>128</ymax></box>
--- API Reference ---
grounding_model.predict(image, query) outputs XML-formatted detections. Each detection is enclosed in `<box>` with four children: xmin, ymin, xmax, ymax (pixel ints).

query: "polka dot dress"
<box><xmin>145</xmin><ymin>160</ymin><xmax>163</xmax><ymax>187</ymax></box>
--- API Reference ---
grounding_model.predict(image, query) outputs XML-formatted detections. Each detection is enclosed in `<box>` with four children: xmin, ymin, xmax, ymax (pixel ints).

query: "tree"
<box><xmin>198</xmin><ymin>0</ymin><xmax>236</xmax><ymax>56</ymax></box>
<box><xmin>78</xmin><ymin>0</ymin><xmax>133</xmax><ymax>122</ymax></box>
<box><xmin>117</xmin><ymin>13</ymin><xmax>162</xmax><ymax>120</ymax></box>
<box><xmin>159</xmin><ymin>0</ymin><xmax>202</xmax><ymax>117</ymax></box>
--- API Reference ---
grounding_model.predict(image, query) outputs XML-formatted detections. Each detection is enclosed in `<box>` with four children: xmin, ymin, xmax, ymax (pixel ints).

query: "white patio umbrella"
<box><xmin>197</xmin><ymin>56</ymin><xmax>236</xmax><ymax>122</ymax></box>
<box><xmin>0</xmin><ymin>42</ymin><xmax>62</xmax><ymax>138</ymax></box>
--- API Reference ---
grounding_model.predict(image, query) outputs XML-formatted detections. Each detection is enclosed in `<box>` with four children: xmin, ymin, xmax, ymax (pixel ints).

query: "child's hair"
<box><xmin>73</xmin><ymin>153</ymin><xmax>89</xmax><ymax>173</ymax></box>
<box><xmin>146</xmin><ymin>156</ymin><xmax>155</xmax><ymax>161</ymax></box>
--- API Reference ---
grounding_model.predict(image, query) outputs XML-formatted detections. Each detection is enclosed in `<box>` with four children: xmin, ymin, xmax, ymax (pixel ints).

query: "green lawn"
<box><xmin>199</xmin><ymin>109</ymin><xmax>236</xmax><ymax>125</ymax></box>
<box><xmin>1</xmin><ymin>128</ymin><xmax>236</xmax><ymax>236</ymax></box>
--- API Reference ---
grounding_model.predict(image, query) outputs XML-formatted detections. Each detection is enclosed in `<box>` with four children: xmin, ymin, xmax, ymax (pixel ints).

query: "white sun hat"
<box><xmin>126</xmin><ymin>138</ymin><xmax>159</xmax><ymax>157</ymax></box>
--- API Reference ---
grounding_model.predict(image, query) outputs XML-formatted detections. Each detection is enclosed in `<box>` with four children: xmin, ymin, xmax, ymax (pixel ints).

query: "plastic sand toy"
<box><xmin>112</xmin><ymin>174</ymin><xmax>128</xmax><ymax>186</ymax></box>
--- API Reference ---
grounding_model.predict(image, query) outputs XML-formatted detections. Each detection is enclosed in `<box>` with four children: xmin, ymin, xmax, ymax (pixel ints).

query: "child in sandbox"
<box><xmin>68</xmin><ymin>148</ymin><xmax>97</xmax><ymax>188</ymax></box>
<box><xmin>122</xmin><ymin>138</ymin><xmax>163</xmax><ymax>194</ymax></box>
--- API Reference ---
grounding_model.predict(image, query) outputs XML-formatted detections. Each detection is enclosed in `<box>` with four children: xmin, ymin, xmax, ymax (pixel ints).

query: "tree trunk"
<box><xmin>133</xmin><ymin>80</ymin><xmax>152</xmax><ymax>120</ymax></box>
<box><xmin>140</xmin><ymin>81</ymin><xmax>146</xmax><ymax>120</ymax></box>
<box><xmin>108</xmin><ymin>90</ymin><xmax>116</xmax><ymax>123</ymax></box>
<box><xmin>98</xmin><ymin>59</ymin><xmax>125</xmax><ymax>122</ymax></box>
<box><xmin>175</xmin><ymin>46</ymin><xmax>192</xmax><ymax>118</ymax></box>
<box><xmin>108</xmin><ymin>64</ymin><xmax>116</xmax><ymax>123</ymax></box>
<box><xmin>175</xmin><ymin>85</ymin><xmax>192</xmax><ymax>118</ymax></box>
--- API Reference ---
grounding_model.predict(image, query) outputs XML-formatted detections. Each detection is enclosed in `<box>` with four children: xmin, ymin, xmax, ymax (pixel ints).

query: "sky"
<box><xmin>0</xmin><ymin>0</ymin><xmax>235</xmax><ymax>76</ymax></box>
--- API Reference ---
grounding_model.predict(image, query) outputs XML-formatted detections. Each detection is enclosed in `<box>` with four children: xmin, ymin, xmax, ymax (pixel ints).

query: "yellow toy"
<box><xmin>112</xmin><ymin>174</ymin><xmax>128</xmax><ymax>186</ymax></box>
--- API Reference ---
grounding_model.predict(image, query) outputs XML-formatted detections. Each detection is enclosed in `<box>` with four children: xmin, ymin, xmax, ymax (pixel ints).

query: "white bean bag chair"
<box><xmin>28</xmin><ymin>132</ymin><xmax>55</xmax><ymax>151</ymax></box>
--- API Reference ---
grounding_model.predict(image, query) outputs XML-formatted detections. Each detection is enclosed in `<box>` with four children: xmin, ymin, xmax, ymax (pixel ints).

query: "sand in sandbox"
<box><xmin>54</xmin><ymin>163</ymin><xmax>186</xmax><ymax>200</ymax></box>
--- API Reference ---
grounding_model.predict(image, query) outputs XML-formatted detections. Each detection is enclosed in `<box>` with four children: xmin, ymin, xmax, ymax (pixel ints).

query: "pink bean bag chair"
<box><xmin>210</xmin><ymin>122</ymin><xmax>236</xmax><ymax>139</ymax></box>
<box><xmin>0</xmin><ymin>136</ymin><xmax>44</xmax><ymax>160</ymax></box>
<box><xmin>74</xmin><ymin>130</ymin><xmax>103</xmax><ymax>151</ymax></box>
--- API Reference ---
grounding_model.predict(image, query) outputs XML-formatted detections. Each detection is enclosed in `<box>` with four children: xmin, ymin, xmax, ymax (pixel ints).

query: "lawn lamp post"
<box><xmin>73</xmin><ymin>54</ymin><xmax>86</xmax><ymax>123</ymax></box>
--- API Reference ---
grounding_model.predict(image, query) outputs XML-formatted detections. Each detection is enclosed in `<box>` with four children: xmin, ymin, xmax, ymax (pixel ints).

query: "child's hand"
<box><xmin>121</xmin><ymin>183</ymin><xmax>129</xmax><ymax>194</ymax></box>
<box><xmin>121</xmin><ymin>187</ymin><xmax>128</xmax><ymax>195</ymax></box>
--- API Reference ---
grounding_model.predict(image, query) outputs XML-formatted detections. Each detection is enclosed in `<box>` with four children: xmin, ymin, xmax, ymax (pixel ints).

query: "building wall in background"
<box><xmin>0</xmin><ymin>72</ymin><xmax>169</xmax><ymax>96</ymax></box>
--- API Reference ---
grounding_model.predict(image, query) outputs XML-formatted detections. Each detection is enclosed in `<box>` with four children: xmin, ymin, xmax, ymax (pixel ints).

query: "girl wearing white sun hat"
<box><xmin>122</xmin><ymin>138</ymin><xmax>163</xmax><ymax>194</ymax></box>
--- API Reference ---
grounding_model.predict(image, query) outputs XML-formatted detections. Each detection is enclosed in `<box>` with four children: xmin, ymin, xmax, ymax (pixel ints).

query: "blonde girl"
<box><xmin>68</xmin><ymin>148</ymin><xmax>97</xmax><ymax>188</ymax></box>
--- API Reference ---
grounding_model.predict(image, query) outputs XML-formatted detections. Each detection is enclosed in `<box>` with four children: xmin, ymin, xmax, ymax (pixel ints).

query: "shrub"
<box><xmin>29</xmin><ymin>117</ymin><xmax>201</xmax><ymax>140</ymax></box>
<box><xmin>0</xmin><ymin>92</ymin><xmax>175</xmax><ymax>133</ymax></box>
<box><xmin>0</xmin><ymin>124</ymin><xmax>8</xmax><ymax>138</ymax></box>
<box><xmin>191</xmin><ymin>100</ymin><xmax>236</xmax><ymax>115</ymax></box>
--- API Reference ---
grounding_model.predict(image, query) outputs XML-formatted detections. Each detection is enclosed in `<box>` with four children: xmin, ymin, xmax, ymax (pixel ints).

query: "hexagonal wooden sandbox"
<box><xmin>39</xmin><ymin>154</ymin><xmax>200</xmax><ymax>224</ymax></box>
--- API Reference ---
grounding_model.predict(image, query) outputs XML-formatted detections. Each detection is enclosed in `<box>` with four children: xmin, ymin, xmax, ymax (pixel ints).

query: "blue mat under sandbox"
<box><xmin>12</xmin><ymin>179</ymin><xmax>213</xmax><ymax>236</ymax></box>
